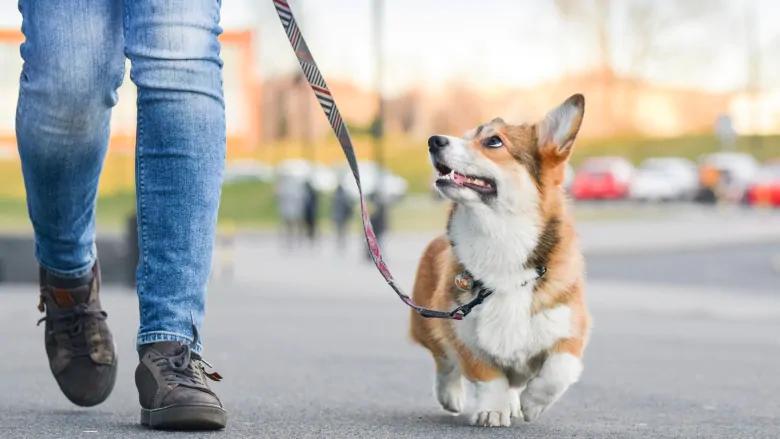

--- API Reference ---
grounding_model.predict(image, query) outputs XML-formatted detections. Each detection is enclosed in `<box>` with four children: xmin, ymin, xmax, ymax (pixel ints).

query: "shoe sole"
<box><xmin>141</xmin><ymin>404</ymin><xmax>227</xmax><ymax>430</ymax></box>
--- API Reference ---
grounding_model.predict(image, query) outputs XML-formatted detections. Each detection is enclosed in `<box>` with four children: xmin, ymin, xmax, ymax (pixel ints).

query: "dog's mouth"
<box><xmin>434</xmin><ymin>161</ymin><xmax>496</xmax><ymax>195</ymax></box>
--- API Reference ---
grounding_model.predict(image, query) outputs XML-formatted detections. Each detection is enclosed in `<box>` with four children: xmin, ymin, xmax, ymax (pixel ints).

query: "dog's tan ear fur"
<box><xmin>536</xmin><ymin>94</ymin><xmax>585</xmax><ymax>158</ymax></box>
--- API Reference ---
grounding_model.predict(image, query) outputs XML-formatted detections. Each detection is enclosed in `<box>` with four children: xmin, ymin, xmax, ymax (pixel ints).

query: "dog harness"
<box><xmin>453</xmin><ymin>265</ymin><xmax>547</xmax><ymax>318</ymax></box>
<box><xmin>273</xmin><ymin>0</ymin><xmax>545</xmax><ymax>319</ymax></box>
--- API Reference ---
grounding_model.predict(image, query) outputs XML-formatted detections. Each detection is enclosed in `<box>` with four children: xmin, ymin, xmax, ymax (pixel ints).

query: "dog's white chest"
<box><xmin>456</xmin><ymin>289</ymin><xmax>571</xmax><ymax>367</ymax></box>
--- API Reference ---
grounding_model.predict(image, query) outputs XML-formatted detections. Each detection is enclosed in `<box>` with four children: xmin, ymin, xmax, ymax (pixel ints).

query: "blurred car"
<box><xmin>223</xmin><ymin>160</ymin><xmax>274</xmax><ymax>183</ymax></box>
<box><xmin>571</xmin><ymin>157</ymin><xmax>634</xmax><ymax>200</ymax></box>
<box><xmin>698</xmin><ymin>152</ymin><xmax>759</xmax><ymax>202</ymax></box>
<box><xmin>563</xmin><ymin>163</ymin><xmax>574</xmax><ymax>191</ymax></box>
<box><xmin>338</xmin><ymin>161</ymin><xmax>408</xmax><ymax>203</ymax></box>
<box><xmin>745</xmin><ymin>162</ymin><xmax>780</xmax><ymax>207</ymax></box>
<box><xmin>276</xmin><ymin>159</ymin><xmax>337</xmax><ymax>192</ymax></box>
<box><xmin>629</xmin><ymin>157</ymin><xmax>698</xmax><ymax>202</ymax></box>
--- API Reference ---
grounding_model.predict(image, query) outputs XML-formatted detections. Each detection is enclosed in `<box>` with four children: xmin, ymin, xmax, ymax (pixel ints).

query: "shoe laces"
<box><xmin>37</xmin><ymin>302</ymin><xmax>108</xmax><ymax>337</ymax></box>
<box><xmin>150</xmin><ymin>344</ymin><xmax>223</xmax><ymax>389</ymax></box>
<box><xmin>36</xmin><ymin>301</ymin><xmax>108</xmax><ymax>357</ymax></box>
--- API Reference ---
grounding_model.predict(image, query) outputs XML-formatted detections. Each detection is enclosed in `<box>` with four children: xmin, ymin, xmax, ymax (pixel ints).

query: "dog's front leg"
<box><xmin>506</xmin><ymin>369</ymin><xmax>533</xmax><ymax>419</ymax></box>
<box><xmin>471</xmin><ymin>375</ymin><xmax>512</xmax><ymax>427</ymax></box>
<box><xmin>460</xmin><ymin>355</ymin><xmax>512</xmax><ymax>427</ymax></box>
<box><xmin>520</xmin><ymin>352</ymin><xmax>582</xmax><ymax>422</ymax></box>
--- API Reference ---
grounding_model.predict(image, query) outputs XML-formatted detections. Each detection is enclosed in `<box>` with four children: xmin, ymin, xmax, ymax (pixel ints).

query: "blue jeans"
<box><xmin>16</xmin><ymin>0</ymin><xmax>226</xmax><ymax>353</ymax></box>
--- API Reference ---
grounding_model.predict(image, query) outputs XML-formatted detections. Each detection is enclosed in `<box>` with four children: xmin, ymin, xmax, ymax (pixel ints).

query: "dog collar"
<box><xmin>451</xmin><ymin>265</ymin><xmax>547</xmax><ymax>318</ymax></box>
<box><xmin>454</xmin><ymin>265</ymin><xmax>547</xmax><ymax>292</ymax></box>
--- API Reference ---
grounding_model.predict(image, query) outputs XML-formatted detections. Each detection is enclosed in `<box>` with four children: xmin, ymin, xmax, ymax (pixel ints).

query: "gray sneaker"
<box><xmin>37</xmin><ymin>261</ymin><xmax>117</xmax><ymax>407</ymax></box>
<box><xmin>136</xmin><ymin>341</ymin><xmax>226</xmax><ymax>430</ymax></box>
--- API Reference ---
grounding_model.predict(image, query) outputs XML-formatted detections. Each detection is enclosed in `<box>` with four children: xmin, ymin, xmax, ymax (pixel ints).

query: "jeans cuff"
<box><xmin>137</xmin><ymin>331</ymin><xmax>203</xmax><ymax>354</ymax></box>
<box><xmin>38</xmin><ymin>258</ymin><xmax>96</xmax><ymax>279</ymax></box>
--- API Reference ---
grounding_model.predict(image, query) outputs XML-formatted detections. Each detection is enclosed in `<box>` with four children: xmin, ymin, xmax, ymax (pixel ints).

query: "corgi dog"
<box><xmin>410</xmin><ymin>94</ymin><xmax>591</xmax><ymax>427</ymax></box>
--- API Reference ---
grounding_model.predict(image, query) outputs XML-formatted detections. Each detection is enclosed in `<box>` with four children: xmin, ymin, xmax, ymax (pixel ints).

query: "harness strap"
<box><xmin>272</xmin><ymin>0</ymin><xmax>543</xmax><ymax>319</ymax></box>
<box><xmin>453</xmin><ymin>265</ymin><xmax>547</xmax><ymax>318</ymax></box>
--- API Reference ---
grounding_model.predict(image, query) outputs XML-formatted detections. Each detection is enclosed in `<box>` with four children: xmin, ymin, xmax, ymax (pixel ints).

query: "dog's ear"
<box><xmin>537</xmin><ymin>94</ymin><xmax>585</xmax><ymax>157</ymax></box>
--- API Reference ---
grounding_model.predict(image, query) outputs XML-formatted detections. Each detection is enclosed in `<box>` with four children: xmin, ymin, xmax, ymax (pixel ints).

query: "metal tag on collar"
<box><xmin>454</xmin><ymin>271</ymin><xmax>474</xmax><ymax>291</ymax></box>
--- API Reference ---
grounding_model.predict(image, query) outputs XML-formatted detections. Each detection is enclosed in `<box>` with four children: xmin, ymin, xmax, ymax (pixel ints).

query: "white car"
<box><xmin>698</xmin><ymin>152</ymin><xmax>760</xmax><ymax>202</ymax></box>
<box><xmin>563</xmin><ymin>163</ymin><xmax>574</xmax><ymax>191</ymax></box>
<box><xmin>275</xmin><ymin>159</ymin><xmax>337</xmax><ymax>192</ymax></box>
<box><xmin>223</xmin><ymin>160</ymin><xmax>274</xmax><ymax>183</ymax></box>
<box><xmin>630</xmin><ymin>157</ymin><xmax>698</xmax><ymax>201</ymax></box>
<box><xmin>338</xmin><ymin>161</ymin><xmax>408</xmax><ymax>204</ymax></box>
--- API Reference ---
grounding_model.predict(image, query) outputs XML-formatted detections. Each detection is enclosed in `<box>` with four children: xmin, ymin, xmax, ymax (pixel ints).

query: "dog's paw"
<box><xmin>471</xmin><ymin>410</ymin><xmax>511</xmax><ymax>427</ymax></box>
<box><xmin>519</xmin><ymin>353</ymin><xmax>582</xmax><ymax>422</ymax></box>
<box><xmin>435</xmin><ymin>373</ymin><xmax>464</xmax><ymax>414</ymax></box>
<box><xmin>436</xmin><ymin>383</ymin><xmax>465</xmax><ymax>414</ymax></box>
<box><xmin>520</xmin><ymin>393</ymin><xmax>547</xmax><ymax>422</ymax></box>
<box><xmin>509</xmin><ymin>389</ymin><xmax>522</xmax><ymax>419</ymax></box>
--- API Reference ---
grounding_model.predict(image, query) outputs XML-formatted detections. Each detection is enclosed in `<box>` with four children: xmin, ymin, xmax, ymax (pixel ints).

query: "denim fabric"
<box><xmin>16</xmin><ymin>0</ymin><xmax>226</xmax><ymax>353</ymax></box>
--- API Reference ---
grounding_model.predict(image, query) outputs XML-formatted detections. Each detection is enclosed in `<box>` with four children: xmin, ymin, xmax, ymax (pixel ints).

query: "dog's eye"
<box><xmin>483</xmin><ymin>135</ymin><xmax>503</xmax><ymax>149</ymax></box>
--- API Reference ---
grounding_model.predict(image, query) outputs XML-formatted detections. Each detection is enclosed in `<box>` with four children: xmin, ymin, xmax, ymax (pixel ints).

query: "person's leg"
<box><xmin>17</xmin><ymin>0</ymin><xmax>125</xmax><ymax>277</ymax></box>
<box><xmin>124</xmin><ymin>0</ymin><xmax>227</xmax><ymax>429</ymax></box>
<box><xmin>124</xmin><ymin>0</ymin><xmax>225</xmax><ymax>353</ymax></box>
<box><xmin>16</xmin><ymin>0</ymin><xmax>125</xmax><ymax>407</ymax></box>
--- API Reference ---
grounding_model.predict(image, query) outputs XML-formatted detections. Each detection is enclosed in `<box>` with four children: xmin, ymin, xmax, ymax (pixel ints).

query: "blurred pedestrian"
<box><xmin>331</xmin><ymin>183</ymin><xmax>355</xmax><ymax>250</ymax></box>
<box><xmin>15</xmin><ymin>1</ymin><xmax>226</xmax><ymax>430</ymax></box>
<box><xmin>276</xmin><ymin>176</ymin><xmax>306</xmax><ymax>247</ymax></box>
<box><xmin>303</xmin><ymin>179</ymin><xmax>320</xmax><ymax>243</ymax></box>
<box><xmin>696</xmin><ymin>164</ymin><xmax>719</xmax><ymax>204</ymax></box>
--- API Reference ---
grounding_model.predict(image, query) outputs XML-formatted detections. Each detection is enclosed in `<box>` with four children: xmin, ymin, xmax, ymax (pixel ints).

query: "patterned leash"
<box><xmin>273</xmin><ymin>0</ymin><xmax>473</xmax><ymax>320</ymax></box>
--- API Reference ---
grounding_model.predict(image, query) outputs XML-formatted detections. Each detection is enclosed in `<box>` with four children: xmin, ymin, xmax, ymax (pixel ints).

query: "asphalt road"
<box><xmin>1</xmin><ymin>227</ymin><xmax>779</xmax><ymax>438</ymax></box>
<box><xmin>587</xmin><ymin>242</ymin><xmax>780</xmax><ymax>294</ymax></box>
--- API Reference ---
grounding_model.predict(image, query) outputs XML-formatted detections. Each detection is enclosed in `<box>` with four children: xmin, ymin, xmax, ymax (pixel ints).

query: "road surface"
<box><xmin>1</xmin><ymin>223</ymin><xmax>779</xmax><ymax>438</ymax></box>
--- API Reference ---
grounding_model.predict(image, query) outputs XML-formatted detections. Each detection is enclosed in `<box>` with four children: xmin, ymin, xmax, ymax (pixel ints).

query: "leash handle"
<box><xmin>272</xmin><ymin>0</ymin><xmax>463</xmax><ymax>320</ymax></box>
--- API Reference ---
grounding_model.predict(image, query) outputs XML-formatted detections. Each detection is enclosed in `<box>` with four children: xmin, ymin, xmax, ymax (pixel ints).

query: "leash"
<box><xmin>272</xmin><ymin>0</ymin><xmax>544</xmax><ymax>319</ymax></box>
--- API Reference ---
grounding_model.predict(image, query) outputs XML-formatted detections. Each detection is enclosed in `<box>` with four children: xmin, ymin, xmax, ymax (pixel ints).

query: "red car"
<box><xmin>746</xmin><ymin>163</ymin><xmax>780</xmax><ymax>207</ymax></box>
<box><xmin>571</xmin><ymin>157</ymin><xmax>634</xmax><ymax>200</ymax></box>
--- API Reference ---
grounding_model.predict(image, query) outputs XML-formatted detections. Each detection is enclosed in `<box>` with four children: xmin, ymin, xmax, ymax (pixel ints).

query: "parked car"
<box><xmin>223</xmin><ymin>160</ymin><xmax>274</xmax><ymax>183</ymax></box>
<box><xmin>571</xmin><ymin>157</ymin><xmax>634</xmax><ymax>200</ymax></box>
<box><xmin>629</xmin><ymin>157</ymin><xmax>698</xmax><ymax>202</ymax></box>
<box><xmin>338</xmin><ymin>161</ymin><xmax>408</xmax><ymax>204</ymax></box>
<box><xmin>563</xmin><ymin>163</ymin><xmax>574</xmax><ymax>191</ymax></box>
<box><xmin>276</xmin><ymin>159</ymin><xmax>337</xmax><ymax>192</ymax></box>
<box><xmin>745</xmin><ymin>161</ymin><xmax>780</xmax><ymax>207</ymax></box>
<box><xmin>698</xmin><ymin>152</ymin><xmax>759</xmax><ymax>202</ymax></box>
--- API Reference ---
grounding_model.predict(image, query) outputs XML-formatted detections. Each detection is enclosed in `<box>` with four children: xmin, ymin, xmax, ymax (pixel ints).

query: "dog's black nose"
<box><xmin>428</xmin><ymin>135</ymin><xmax>449</xmax><ymax>152</ymax></box>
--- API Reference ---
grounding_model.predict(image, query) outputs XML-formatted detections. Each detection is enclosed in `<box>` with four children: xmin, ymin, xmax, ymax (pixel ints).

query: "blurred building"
<box><xmin>261</xmin><ymin>66</ymin><xmax>780</xmax><ymax>143</ymax></box>
<box><xmin>0</xmin><ymin>8</ymin><xmax>261</xmax><ymax>159</ymax></box>
<box><xmin>2</xmin><ymin>1</ymin><xmax>779</xmax><ymax>154</ymax></box>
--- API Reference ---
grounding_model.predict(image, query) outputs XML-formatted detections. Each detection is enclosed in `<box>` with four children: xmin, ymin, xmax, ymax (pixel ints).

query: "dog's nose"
<box><xmin>428</xmin><ymin>135</ymin><xmax>449</xmax><ymax>152</ymax></box>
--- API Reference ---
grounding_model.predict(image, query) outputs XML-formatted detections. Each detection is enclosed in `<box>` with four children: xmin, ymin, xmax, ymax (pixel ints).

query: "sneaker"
<box><xmin>37</xmin><ymin>261</ymin><xmax>117</xmax><ymax>407</ymax></box>
<box><xmin>135</xmin><ymin>341</ymin><xmax>226</xmax><ymax>430</ymax></box>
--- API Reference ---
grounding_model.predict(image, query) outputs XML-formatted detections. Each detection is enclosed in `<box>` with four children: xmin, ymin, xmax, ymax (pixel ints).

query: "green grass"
<box><xmin>0</xmin><ymin>197</ymin><xmax>30</xmax><ymax>232</ymax></box>
<box><xmin>216</xmin><ymin>181</ymin><xmax>279</xmax><ymax>228</ymax></box>
<box><xmin>0</xmin><ymin>182</ymin><xmax>683</xmax><ymax>234</ymax></box>
<box><xmin>0</xmin><ymin>181</ymin><xmax>448</xmax><ymax>232</ymax></box>
<box><xmin>0</xmin><ymin>192</ymin><xmax>138</xmax><ymax>233</ymax></box>
<box><xmin>0</xmin><ymin>181</ymin><xmax>328</xmax><ymax>232</ymax></box>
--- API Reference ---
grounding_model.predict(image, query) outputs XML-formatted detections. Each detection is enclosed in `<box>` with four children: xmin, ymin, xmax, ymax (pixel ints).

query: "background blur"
<box><xmin>1</xmin><ymin>0</ymin><xmax>779</xmax><ymax>235</ymax></box>
<box><xmin>0</xmin><ymin>1</ymin><xmax>779</xmax><ymax>437</ymax></box>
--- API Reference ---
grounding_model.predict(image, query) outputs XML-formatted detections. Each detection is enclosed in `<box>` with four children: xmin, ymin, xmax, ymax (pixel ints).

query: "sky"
<box><xmin>250</xmin><ymin>0</ymin><xmax>780</xmax><ymax>96</ymax></box>
<box><xmin>1</xmin><ymin>0</ymin><xmax>778</xmax><ymax>96</ymax></box>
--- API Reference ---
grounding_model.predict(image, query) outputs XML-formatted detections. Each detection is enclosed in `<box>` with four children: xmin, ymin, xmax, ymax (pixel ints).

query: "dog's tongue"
<box><xmin>453</xmin><ymin>172</ymin><xmax>467</xmax><ymax>185</ymax></box>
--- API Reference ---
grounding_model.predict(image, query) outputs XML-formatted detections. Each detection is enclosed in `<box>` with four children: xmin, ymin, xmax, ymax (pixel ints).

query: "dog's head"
<box><xmin>428</xmin><ymin>94</ymin><xmax>584</xmax><ymax>211</ymax></box>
